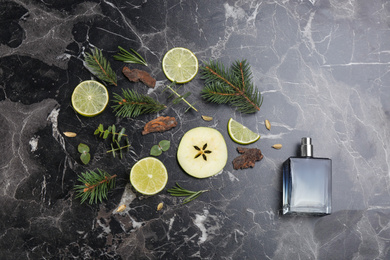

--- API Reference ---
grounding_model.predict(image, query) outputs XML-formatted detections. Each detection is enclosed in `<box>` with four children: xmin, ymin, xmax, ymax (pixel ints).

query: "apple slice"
<box><xmin>177</xmin><ymin>127</ymin><xmax>228</xmax><ymax>178</ymax></box>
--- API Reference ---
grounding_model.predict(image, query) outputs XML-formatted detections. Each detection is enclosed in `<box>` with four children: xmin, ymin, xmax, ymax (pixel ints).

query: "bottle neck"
<box><xmin>300</xmin><ymin>137</ymin><xmax>313</xmax><ymax>157</ymax></box>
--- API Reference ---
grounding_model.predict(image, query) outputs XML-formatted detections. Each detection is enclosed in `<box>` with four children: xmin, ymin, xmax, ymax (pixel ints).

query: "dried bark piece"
<box><xmin>142</xmin><ymin>116</ymin><xmax>177</xmax><ymax>135</ymax></box>
<box><xmin>232</xmin><ymin>147</ymin><xmax>263</xmax><ymax>170</ymax></box>
<box><xmin>122</xmin><ymin>67</ymin><xmax>156</xmax><ymax>88</ymax></box>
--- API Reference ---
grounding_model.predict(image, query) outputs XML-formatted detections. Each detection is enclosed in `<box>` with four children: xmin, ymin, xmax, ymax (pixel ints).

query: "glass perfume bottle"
<box><xmin>282</xmin><ymin>137</ymin><xmax>332</xmax><ymax>215</ymax></box>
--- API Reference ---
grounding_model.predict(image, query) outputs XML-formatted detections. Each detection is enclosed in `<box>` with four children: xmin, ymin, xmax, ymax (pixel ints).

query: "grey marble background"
<box><xmin>1</xmin><ymin>0</ymin><xmax>390</xmax><ymax>259</ymax></box>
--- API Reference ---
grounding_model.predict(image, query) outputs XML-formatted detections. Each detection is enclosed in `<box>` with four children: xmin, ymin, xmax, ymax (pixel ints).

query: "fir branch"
<box><xmin>112</xmin><ymin>89</ymin><xmax>166</xmax><ymax>118</ymax></box>
<box><xmin>84</xmin><ymin>47</ymin><xmax>117</xmax><ymax>86</ymax></box>
<box><xmin>74</xmin><ymin>169</ymin><xmax>116</xmax><ymax>204</ymax></box>
<box><xmin>200</xmin><ymin>60</ymin><xmax>263</xmax><ymax>113</ymax></box>
<box><xmin>113</xmin><ymin>46</ymin><xmax>148</xmax><ymax>66</ymax></box>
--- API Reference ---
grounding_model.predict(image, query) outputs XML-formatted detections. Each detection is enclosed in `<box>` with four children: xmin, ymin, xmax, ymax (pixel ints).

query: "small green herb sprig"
<box><xmin>112</xmin><ymin>89</ymin><xmax>166</xmax><ymax>118</ymax></box>
<box><xmin>150</xmin><ymin>140</ymin><xmax>170</xmax><ymax>156</ymax></box>
<box><xmin>113</xmin><ymin>46</ymin><xmax>148</xmax><ymax>66</ymax></box>
<box><xmin>74</xmin><ymin>169</ymin><xmax>116</xmax><ymax>204</ymax></box>
<box><xmin>84</xmin><ymin>47</ymin><xmax>117</xmax><ymax>86</ymax></box>
<box><xmin>164</xmin><ymin>82</ymin><xmax>198</xmax><ymax>112</ymax></box>
<box><xmin>78</xmin><ymin>143</ymin><xmax>90</xmax><ymax>164</ymax></box>
<box><xmin>167</xmin><ymin>183</ymin><xmax>208</xmax><ymax>204</ymax></box>
<box><xmin>94</xmin><ymin>124</ymin><xmax>130</xmax><ymax>159</ymax></box>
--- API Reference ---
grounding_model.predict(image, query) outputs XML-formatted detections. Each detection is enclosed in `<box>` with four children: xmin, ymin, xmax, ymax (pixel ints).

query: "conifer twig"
<box><xmin>112</xmin><ymin>89</ymin><xmax>166</xmax><ymax>118</ymax></box>
<box><xmin>201</xmin><ymin>60</ymin><xmax>263</xmax><ymax>113</ymax></box>
<box><xmin>74</xmin><ymin>169</ymin><xmax>116</xmax><ymax>204</ymax></box>
<box><xmin>113</xmin><ymin>46</ymin><xmax>148</xmax><ymax>66</ymax></box>
<box><xmin>84</xmin><ymin>47</ymin><xmax>117</xmax><ymax>86</ymax></box>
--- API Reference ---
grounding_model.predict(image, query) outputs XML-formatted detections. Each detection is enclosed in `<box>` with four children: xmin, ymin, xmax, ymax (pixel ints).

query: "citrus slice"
<box><xmin>162</xmin><ymin>47</ymin><xmax>198</xmax><ymax>83</ymax></box>
<box><xmin>227</xmin><ymin>118</ymin><xmax>260</xmax><ymax>145</ymax></box>
<box><xmin>130</xmin><ymin>157</ymin><xmax>168</xmax><ymax>195</ymax></box>
<box><xmin>71</xmin><ymin>80</ymin><xmax>109</xmax><ymax>117</ymax></box>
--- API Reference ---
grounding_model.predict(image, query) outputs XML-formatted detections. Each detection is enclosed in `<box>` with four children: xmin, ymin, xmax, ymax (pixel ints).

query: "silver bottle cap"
<box><xmin>301</xmin><ymin>137</ymin><xmax>313</xmax><ymax>157</ymax></box>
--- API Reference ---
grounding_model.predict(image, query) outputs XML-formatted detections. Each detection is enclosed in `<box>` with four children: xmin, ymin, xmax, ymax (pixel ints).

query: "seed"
<box><xmin>157</xmin><ymin>202</ymin><xmax>164</xmax><ymax>211</ymax></box>
<box><xmin>116</xmin><ymin>204</ymin><xmax>126</xmax><ymax>212</ymax></box>
<box><xmin>272</xmin><ymin>144</ymin><xmax>282</xmax><ymax>149</ymax></box>
<box><xmin>202</xmin><ymin>115</ymin><xmax>213</xmax><ymax>121</ymax></box>
<box><xmin>265</xmin><ymin>120</ymin><xmax>271</xmax><ymax>131</ymax></box>
<box><xmin>63</xmin><ymin>132</ymin><xmax>77</xmax><ymax>137</ymax></box>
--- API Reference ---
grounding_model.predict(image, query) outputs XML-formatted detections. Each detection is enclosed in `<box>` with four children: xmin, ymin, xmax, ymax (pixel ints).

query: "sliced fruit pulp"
<box><xmin>228</xmin><ymin>118</ymin><xmax>260</xmax><ymax>144</ymax></box>
<box><xmin>162</xmin><ymin>47</ymin><xmax>198</xmax><ymax>83</ymax></box>
<box><xmin>71</xmin><ymin>80</ymin><xmax>108</xmax><ymax>117</ymax></box>
<box><xmin>130</xmin><ymin>157</ymin><xmax>168</xmax><ymax>195</ymax></box>
<box><xmin>177</xmin><ymin>127</ymin><xmax>228</xmax><ymax>178</ymax></box>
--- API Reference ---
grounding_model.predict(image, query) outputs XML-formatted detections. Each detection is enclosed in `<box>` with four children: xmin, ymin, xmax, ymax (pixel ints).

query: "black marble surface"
<box><xmin>1</xmin><ymin>0</ymin><xmax>390</xmax><ymax>259</ymax></box>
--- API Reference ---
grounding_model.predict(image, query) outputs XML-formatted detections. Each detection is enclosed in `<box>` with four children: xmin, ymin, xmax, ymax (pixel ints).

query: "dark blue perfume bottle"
<box><xmin>283</xmin><ymin>137</ymin><xmax>332</xmax><ymax>215</ymax></box>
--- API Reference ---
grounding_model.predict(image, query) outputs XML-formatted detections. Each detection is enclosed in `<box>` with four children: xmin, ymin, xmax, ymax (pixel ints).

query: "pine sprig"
<box><xmin>84</xmin><ymin>47</ymin><xmax>117</xmax><ymax>86</ymax></box>
<box><xmin>74</xmin><ymin>169</ymin><xmax>116</xmax><ymax>204</ymax></box>
<box><xmin>201</xmin><ymin>60</ymin><xmax>263</xmax><ymax>113</ymax></box>
<box><xmin>113</xmin><ymin>46</ymin><xmax>148</xmax><ymax>66</ymax></box>
<box><xmin>167</xmin><ymin>182</ymin><xmax>208</xmax><ymax>204</ymax></box>
<box><xmin>112</xmin><ymin>89</ymin><xmax>166</xmax><ymax>118</ymax></box>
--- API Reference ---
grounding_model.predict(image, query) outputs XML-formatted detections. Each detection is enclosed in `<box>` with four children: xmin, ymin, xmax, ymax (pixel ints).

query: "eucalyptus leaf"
<box><xmin>78</xmin><ymin>143</ymin><xmax>90</xmax><ymax>153</ymax></box>
<box><xmin>118</xmin><ymin>128</ymin><xmax>125</xmax><ymax>142</ymax></box>
<box><xmin>80</xmin><ymin>152</ymin><xmax>90</xmax><ymax>165</ymax></box>
<box><xmin>150</xmin><ymin>145</ymin><xmax>162</xmax><ymax>156</ymax></box>
<box><xmin>111</xmin><ymin>125</ymin><xmax>116</xmax><ymax>142</ymax></box>
<box><xmin>159</xmin><ymin>140</ymin><xmax>170</xmax><ymax>151</ymax></box>
<box><xmin>103</xmin><ymin>130</ymin><xmax>109</xmax><ymax>139</ymax></box>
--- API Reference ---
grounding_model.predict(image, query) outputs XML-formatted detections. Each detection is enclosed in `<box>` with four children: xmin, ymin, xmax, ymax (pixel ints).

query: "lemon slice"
<box><xmin>162</xmin><ymin>47</ymin><xmax>198</xmax><ymax>83</ymax></box>
<box><xmin>130</xmin><ymin>157</ymin><xmax>168</xmax><ymax>195</ymax></box>
<box><xmin>227</xmin><ymin>118</ymin><xmax>260</xmax><ymax>145</ymax></box>
<box><xmin>71</xmin><ymin>80</ymin><xmax>109</xmax><ymax>117</ymax></box>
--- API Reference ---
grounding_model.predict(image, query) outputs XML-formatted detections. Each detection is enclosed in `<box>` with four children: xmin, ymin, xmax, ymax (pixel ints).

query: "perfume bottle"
<box><xmin>282</xmin><ymin>137</ymin><xmax>332</xmax><ymax>215</ymax></box>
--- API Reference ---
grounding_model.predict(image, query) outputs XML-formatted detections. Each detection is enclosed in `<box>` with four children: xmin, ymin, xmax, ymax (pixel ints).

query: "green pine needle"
<box><xmin>74</xmin><ymin>169</ymin><xmax>116</xmax><ymax>204</ymax></box>
<box><xmin>113</xmin><ymin>46</ymin><xmax>148</xmax><ymax>66</ymax></box>
<box><xmin>167</xmin><ymin>183</ymin><xmax>208</xmax><ymax>204</ymax></box>
<box><xmin>84</xmin><ymin>47</ymin><xmax>117</xmax><ymax>86</ymax></box>
<box><xmin>112</xmin><ymin>89</ymin><xmax>166</xmax><ymax>118</ymax></box>
<box><xmin>201</xmin><ymin>59</ymin><xmax>263</xmax><ymax>113</ymax></box>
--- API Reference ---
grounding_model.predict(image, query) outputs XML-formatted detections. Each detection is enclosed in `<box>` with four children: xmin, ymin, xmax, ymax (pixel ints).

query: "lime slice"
<box><xmin>162</xmin><ymin>47</ymin><xmax>198</xmax><ymax>83</ymax></box>
<box><xmin>227</xmin><ymin>118</ymin><xmax>260</xmax><ymax>145</ymax></box>
<box><xmin>71</xmin><ymin>80</ymin><xmax>109</xmax><ymax>117</ymax></box>
<box><xmin>130</xmin><ymin>157</ymin><xmax>168</xmax><ymax>195</ymax></box>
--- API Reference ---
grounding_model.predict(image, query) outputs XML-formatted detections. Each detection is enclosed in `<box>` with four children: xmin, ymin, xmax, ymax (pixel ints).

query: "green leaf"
<box><xmin>111</xmin><ymin>143</ymin><xmax>115</xmax><ymax>158</ymax></box>
<box><xmin>103</xmin><ymin>130</ymin><xmax>109</xmax><ymax>139</ymax></box>
<box><xmin>80</xmin><ymin>152</ymin><xmax>90</xmax><ymax>164</ymax></box>
<box><xmin>111</xmin><ymin>125</ymin><xmax>116</xmax><ymax>142</ymax></box>
<box><xmin>118</xmin><ymin>128</ymin><xmax>126</xmax><ymax>142</ymax></box>
<box><xmin>159</xmin><ymin>140</ymin><xmax>170</xmax><ymax>151</ymax></box>
<box><xmin>94</xmin><ymin>129</ymin><xmax>100</xmax><ymax>135</ymax></box>
<box><xmin>98</xmin><ymin>124</ymin><xmax>104</xmax><ymax>132</ymax></box>
<box><xmin>78</xmin><ymin>143</ymin><xmax>90</xmax><ymax>153</ymax></box>
<box><xmin>150</xmin><ymin>145</ymin><xmax>162</xmax><ymax>156</ymax></box>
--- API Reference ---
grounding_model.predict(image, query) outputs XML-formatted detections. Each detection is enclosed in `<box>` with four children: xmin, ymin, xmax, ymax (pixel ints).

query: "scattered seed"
<box><xmin>116</xmin><ymin>204</ymin><xmax>126</xmax><ymax>212</ymax></box>
<box><xmin>272</xmin><ymin>144</ymin><xmax>282</xmax><ymax>149</ymax></box>
<box><xmin>202</xmin><ymin>115</ymin><xmax>213</xmax><ymax>121</ymax></box>
<box><xmin>157</xmin><ymin>202</ymin><xmax>164</xmax><ymax>211</ymax></box>
<box><xmin>63</xmin><ymin>132</ymin><xmax>77</xmax><ymax>137</ymax></box>
<box><xmin>265</xmin><ymin>120</ymin><xmax>271</xmax><ymax>131</ymax></box>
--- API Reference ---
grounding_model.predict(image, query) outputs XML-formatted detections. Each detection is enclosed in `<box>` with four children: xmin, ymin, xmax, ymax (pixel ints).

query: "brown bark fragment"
<box><xmin>122</xmin><ymin>67</ymin><xmax>156</xmax><ymax>88</ymax></box>
<box><xmin>142</xmin><ymin>116</ymin><xmax>177</xmax><ymax>135</ymax></box>
<box><xmin>232</xmin><ymin>147</ymin><xmax>263</xmax><ymax>170</ymax></box>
